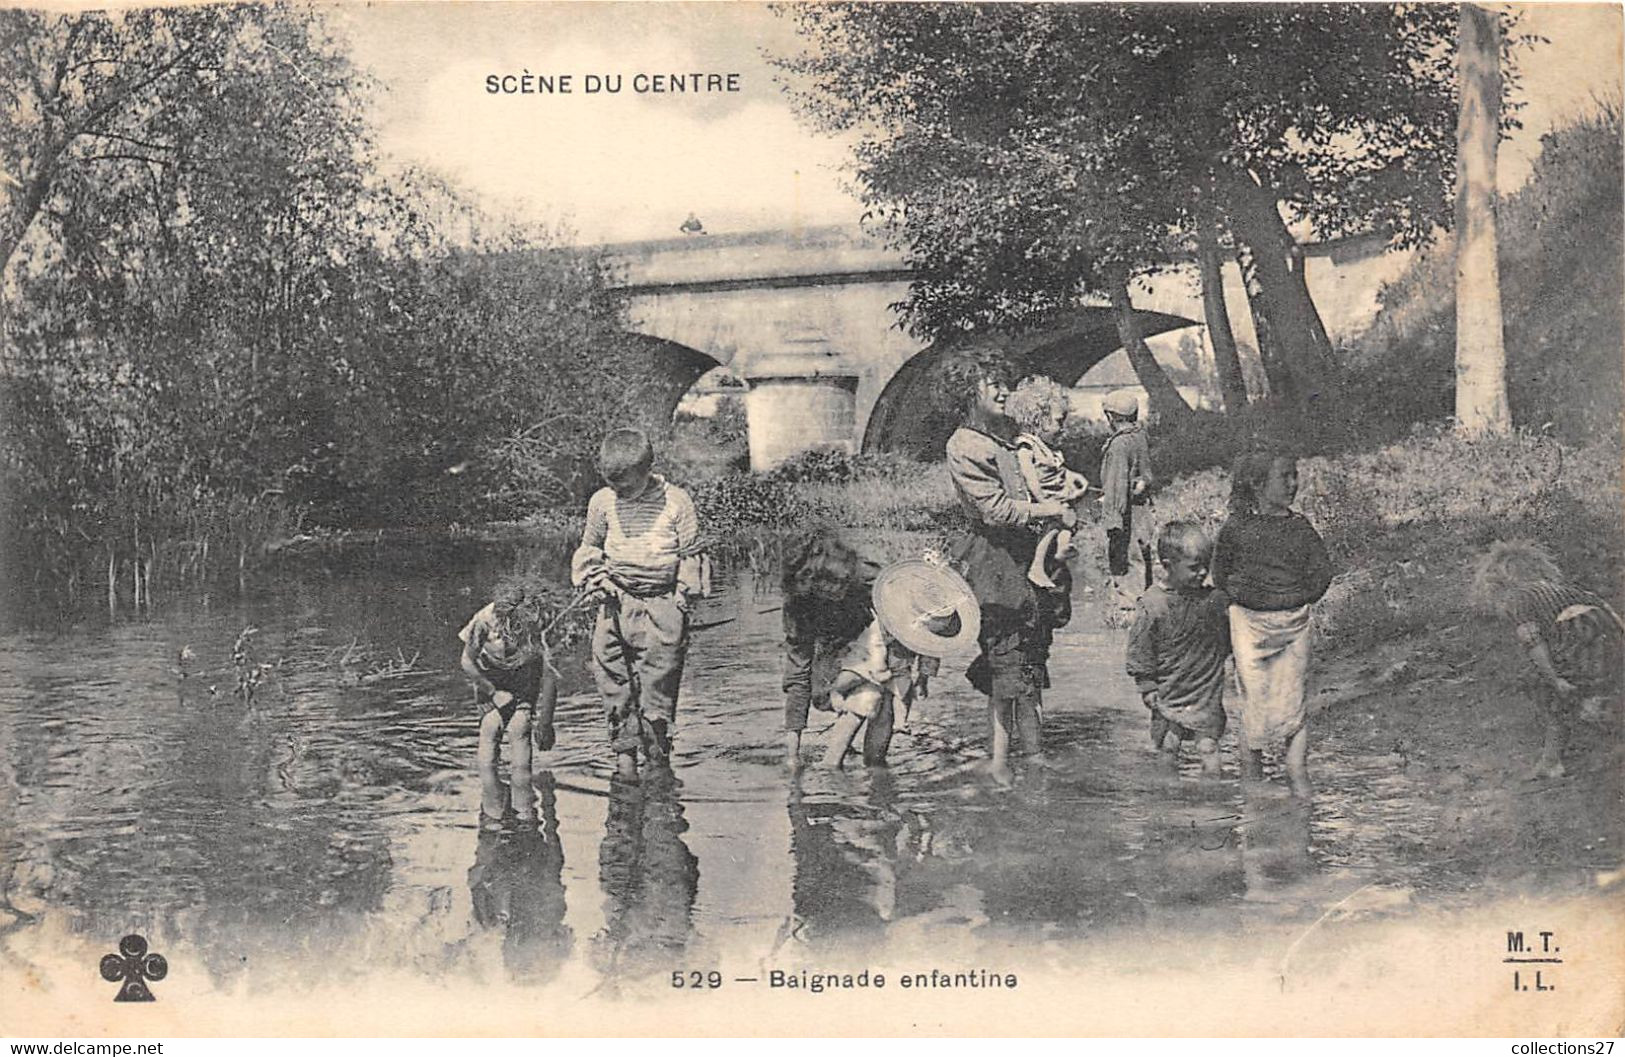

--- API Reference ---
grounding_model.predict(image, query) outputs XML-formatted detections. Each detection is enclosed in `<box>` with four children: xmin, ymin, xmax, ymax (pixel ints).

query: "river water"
<box><xmin>0</xmin><ymin>542</ymin><xmax>1606</xmax><ymax>1003</ymax></box>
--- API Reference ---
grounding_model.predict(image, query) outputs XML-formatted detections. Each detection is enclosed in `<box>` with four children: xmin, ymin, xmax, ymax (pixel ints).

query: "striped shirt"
<box><xmin>1508</xmin><ymin>582</ymin><xmax>1624</xmax><ymax>690</ymax></box>
<box><xmin>572</xmin><ymin>474</ymin><xmax>702</xmax><ymax>595</ymax></box>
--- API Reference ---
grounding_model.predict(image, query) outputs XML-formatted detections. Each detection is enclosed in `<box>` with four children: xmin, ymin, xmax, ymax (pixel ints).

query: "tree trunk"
<box><xmin>1454</xmin><ymin>2</ymin><xmax>1511</xmax><ymax>435</ymax></box>
<box><xmin>1222</xmin><ymin>173</ymin><xmax>1342</xmax><ymax>408</ymax></box>
<box><xmin>1236</xmin><ymin>246</ymin><xmax>1291</xmax><ymax>402</ymax></box>
<box><xmin>1109</xmin><ymin>278</ymin><xmax>1191</xmax><ymax>421</ymax></box>
<box><xmin>1197</xmin><ymin>228</ymin><xmax>1249</xmax><ymax>413</ymax></box>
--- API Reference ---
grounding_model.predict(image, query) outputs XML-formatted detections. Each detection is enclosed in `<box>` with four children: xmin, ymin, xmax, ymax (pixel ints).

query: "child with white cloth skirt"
<box><xmin>1211</xmin><ymin>451</ymin><xmax>1333</xmax><ymax>797</ymax></box>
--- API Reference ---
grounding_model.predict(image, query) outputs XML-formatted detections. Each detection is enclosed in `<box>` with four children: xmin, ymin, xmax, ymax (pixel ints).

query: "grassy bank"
<box><xmin>1345</xmin><ymin>104</ymin><xmax>1623</xmax><ymax>444</ymax></box>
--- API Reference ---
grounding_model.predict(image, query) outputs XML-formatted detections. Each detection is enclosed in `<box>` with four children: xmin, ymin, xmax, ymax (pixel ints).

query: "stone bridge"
<box><xmin>597</xmin><ymin>224</ymin><xmax>1407</xmax><ymax>469</ymax></box>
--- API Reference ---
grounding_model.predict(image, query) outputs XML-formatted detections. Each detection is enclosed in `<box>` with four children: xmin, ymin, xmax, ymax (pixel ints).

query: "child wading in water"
<box><xmin>1212</xmin><ymin>452</ymin><xmax>1332</xmax><ymax>797</ymax></box>
<box><xmin>459</xmin><ymin>579</ymin><xmax>561</xmax><ymax>820</ymax></box>
<box><xmin>1006</xmin><ymin>376</ymin><xmax>1092</xmax><ymax>591</ymax></box>
<box><xmin>942</xmin><ymin>345</ymin><xmax>1075</xmax><ymax>783</ymax></box>
<box><xmin>1471</xmin><ymin>540</ymin><xmax>1623</xmax><ymax>779</ymax></box>
<box><xmin>1126</xmin><ymin>521</ymin><xmax>1232</xmax><ymax>776</ymax></box>
<box><xmin>780</xmin><ymin>530</ymin><xmax>884</xmax><ymax>770</ymax></box>
<box><xmin>572</xmin><ymin>428</ymin><xmax>705</xmax><ymax>780</ymax></box>
<box><xmin>818</xmin><ymin>558</ymin><xmax>976</xmax><ymax>770</ymax></box>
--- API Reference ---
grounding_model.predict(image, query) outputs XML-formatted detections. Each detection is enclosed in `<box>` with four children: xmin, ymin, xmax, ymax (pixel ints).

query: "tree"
<box><xmin>776</xmin><ymin>5</ymin><xmax>1196</xmax><ymax>419</ymax></box>
<box><xmin>1454</xmin><ymin>2</ymin><xmax>1512</xmax><ymax>434</ymax></box>
<box><xmin>0</xmin><ymin>5</ymin><xmax>650</xmax><ymax>605</ymax></box>
<box><xmin>1196</xmin><ymin>225</ymin><xmax>1248</xmax><ymax>412</ymax></box>
<box><xmin>776</xmin><ymin>4</ymin><xmax>1505</xmax><ymax>413</ymax></box>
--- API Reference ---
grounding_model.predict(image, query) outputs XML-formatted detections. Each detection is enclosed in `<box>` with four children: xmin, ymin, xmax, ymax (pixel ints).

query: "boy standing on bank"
<box><xmin>572</xmin><ymin>429</ymin><xmax>705</xmax><ymax>779</ymax></box>
<box><xmin>1099</xmin><ymin>388</ymin><xmax>1155</xmax><ymax>607</ymax></box>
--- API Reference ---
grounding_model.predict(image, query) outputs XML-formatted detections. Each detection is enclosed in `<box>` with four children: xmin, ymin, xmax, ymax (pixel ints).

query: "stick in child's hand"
<box><xmin>533</xmin><ymin>665</ymin><xmax>560</xmax><ymax>751</ymax></box>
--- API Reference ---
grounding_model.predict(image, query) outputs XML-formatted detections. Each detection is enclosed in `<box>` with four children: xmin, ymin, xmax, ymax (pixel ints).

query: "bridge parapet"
<box><xmin>606</xmin><ymin>225</ymin><xmax>905</xmax><ymax>290</ymax></box>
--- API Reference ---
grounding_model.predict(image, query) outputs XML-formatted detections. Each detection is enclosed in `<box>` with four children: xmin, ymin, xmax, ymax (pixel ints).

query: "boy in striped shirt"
<box><xmin>572</xmin><ymin>429</ymin><xmax>705</xmax><ymax>777</ymax></box>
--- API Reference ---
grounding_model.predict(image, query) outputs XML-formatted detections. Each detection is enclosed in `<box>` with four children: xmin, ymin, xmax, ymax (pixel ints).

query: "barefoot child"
<box><xmin>819</xmin><ymin>559</ymin><xmax>977</xmax><ymax>769</ymax></box>
<box><xmin>1126</xmin><ymin>522</ymin><xmax>1231</xmax><ymax>776</ymax></box>
<box><xmin>942</xmin><ymin>346</ymin><xmax>1075</xmax><ymax>783</ymax></box>
<box><xmin>1006</xmin><ymin>375</ymin><xmax>1091</xmax><ymax>590</ymax></box>
<box><xmin>1211</xmin><ymin>452</ymin><xmax>1332</xmax><ymax>797</ymax></box>
<box><xmin>781</xmin><ymin>530</ymin><xmax>884</xmax><ymax>769</ymax></box>
<box><xmin>460</xmin><ymin>579</ymin><xmax>561</xmax><ymax>818</ymax></box>
<box><xmin>1470</xmin><ymin>540</ymin><xmax>1623</xmax><ymax>778</ymax></box>
<box><xmin>572</xmin><ymin>429</ymin><xmax>705</xmax><ymax>779</ymax></box>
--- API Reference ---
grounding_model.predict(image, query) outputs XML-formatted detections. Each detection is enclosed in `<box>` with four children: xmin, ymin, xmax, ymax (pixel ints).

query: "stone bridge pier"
<box><xmin>742</xmin><ymin>355</ymin><xmax>861</xmax><ymax>470</ymax></box>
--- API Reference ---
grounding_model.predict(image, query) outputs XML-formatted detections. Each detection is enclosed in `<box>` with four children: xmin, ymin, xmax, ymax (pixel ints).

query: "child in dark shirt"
<box><xmin>1127</xmin><ymin>521</ymin><xmax>1232</xmax><ymax>776</ymax></box>
<box><xmin>1471</xmin><ymin>540</ymin><xmax>1623</xmax><ymax>778</ymax></box>
<box><xmin>1212</xmin><ymin>452</ymin><xmax>1333</xmax><ymax>797</ymax></box>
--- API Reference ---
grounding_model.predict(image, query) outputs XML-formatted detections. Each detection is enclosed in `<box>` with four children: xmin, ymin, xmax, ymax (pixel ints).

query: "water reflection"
<box><xmin>0</xmin><ymin>556</ymin><xmax>1548</xmax><ymax>998</ymax></box>
<box><xmin>783</xmin><ymin>770</ymin><xmax>909</xmax><ymax>949</ymax></box>
<box><xmin>1239</xmin><ymin>789</ymin><xmax>1315</xmax><ymax>902</ymax></box>
<box><xmin>468</xmin><ymin>771</ymin><xmax>572</xmax><ymax>985</ymax></box>
<box><xmin>591</xmin><ymin>764</ymin><xmax>698</xmax><ymax>984</ymax></box>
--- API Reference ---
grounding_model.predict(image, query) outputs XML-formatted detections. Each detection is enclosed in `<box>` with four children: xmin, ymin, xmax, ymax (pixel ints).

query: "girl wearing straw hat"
<box><xmin>818</xmin><ymin>559</ymin><xmax>980</xmax><ymax>769</ymax></box>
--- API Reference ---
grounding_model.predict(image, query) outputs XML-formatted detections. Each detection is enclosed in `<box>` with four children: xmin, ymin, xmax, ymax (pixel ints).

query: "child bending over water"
<box><xmin>817</xmin><ymin>607</ymin><xmax>936</xmax><ymax>769</ymax></box>
<box><xmin>1470</xmin><ymin>540</ymin><xmax>1623</xmax><ymax>779</ymax></box>
<box><xmin>1006</xmin><ymin>375</ymin><xmax>1092</xmax><ymax>591</ymax></box>
<box><xmin>1126</xmin><ymin>521</ymin><xmax>1232</xmax><ymax>776</ymax></box>
<box><xmin>1212</xmin><ymin>452</ymin><xmax>1332</xmax><ymax>797</ymax></box>
<box><xmin>460</xmin><ymin>579</ymin><xmax>561</xmax><ymax>819</ymax></box>
<box><xmin>780</xmin><ymin>530</ymin><xmax>884</xmax><ymax>770</ymax></box>
<box><xmin>815</xmin><ymin>557</ymin><xmax>975</xmax><ymax>770</ymax></box>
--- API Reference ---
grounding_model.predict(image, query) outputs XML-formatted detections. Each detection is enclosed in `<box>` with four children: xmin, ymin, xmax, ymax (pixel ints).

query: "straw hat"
<box><xmin>871</xmin><ymin>559</ymin><xmax>981</xmax><ymax>658</ymax></box>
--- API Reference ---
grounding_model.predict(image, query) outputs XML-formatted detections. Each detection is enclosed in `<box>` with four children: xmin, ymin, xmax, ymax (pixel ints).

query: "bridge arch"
<box><xmin>623</xmin><ymin>332</ymin><xmax>729</xmax><ymax>427</ymax></box>
<box><xmin>862</xmin><ymin>308</ymin><xmax>1201</xmax><ymax>456</ymax></box>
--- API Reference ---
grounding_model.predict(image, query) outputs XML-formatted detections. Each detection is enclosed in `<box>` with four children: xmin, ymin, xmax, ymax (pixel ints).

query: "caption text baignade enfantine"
<box><xmin>485</xmin><ymin>71</ymin><xmax>741</xmax><ymax>95</ymax></box>
<box><xmin>767</xmin><ymin>968</ymin><xmax>1019</xmax><ymax>993</ymax></box>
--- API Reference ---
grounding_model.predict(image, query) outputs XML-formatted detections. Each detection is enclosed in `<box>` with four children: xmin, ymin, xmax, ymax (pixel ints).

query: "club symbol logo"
<box><xmin>100</xmin><ymin>934</ymin><xmax>167</xmax><ymax>1002</ymax></box>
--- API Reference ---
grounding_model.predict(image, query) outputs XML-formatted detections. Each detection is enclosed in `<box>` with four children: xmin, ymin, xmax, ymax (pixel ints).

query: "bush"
<box><xmin>764</xmin><ymin>448</ymin><xmax>923</xmax><ymax>486</ymax></box>
<box><xmin>693</xmin><ymin>473</ymin><xmax>823</xmax><ymax>527</ymax></box>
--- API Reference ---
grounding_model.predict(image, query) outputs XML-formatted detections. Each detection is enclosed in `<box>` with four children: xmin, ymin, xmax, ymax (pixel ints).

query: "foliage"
<box><xmin>1346</xmin><ymin>104</ymin><xmax>1624</xmax><ymax>444</ymax></box>
<box><xmin>763</xmin><ymin>448</ymin><xmax>924</xmax><ymax>486</ymax></box>
<box><xmin>794</xmin><ymin>459</ymin><xmax>960</xmax><ymax>532</ymax></box>
<box><xmin>0</xmin><ymin>4</ymin><xmax>645</xmax><ymax>609</ymax></box>
<box><xmin>692</xmin><ymin>473</ymin><xmax>822</xmax><ymax>528</ymax></box>
<box><xmin>772</xmin><ymin>4</ymin><xmax>1523</xmax><ymax>406</ymax></box>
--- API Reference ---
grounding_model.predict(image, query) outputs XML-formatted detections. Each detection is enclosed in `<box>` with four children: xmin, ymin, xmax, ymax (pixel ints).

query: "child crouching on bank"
<box><xmin>1471</xmin><ymin>540</ymin><xmax>1623</xmax><ymax>779</ymax></box>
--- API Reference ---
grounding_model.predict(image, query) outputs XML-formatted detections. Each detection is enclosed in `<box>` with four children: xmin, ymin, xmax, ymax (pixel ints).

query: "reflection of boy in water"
<box><xmin>592</xmin><ymin>764</ymin><xmax>699</xmax><ymax>982</ymax></box>
<box><xmin>467</xmin><ymin>772</ymin><xmax>572</xmax><ymax>984</ymax></box>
